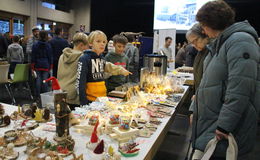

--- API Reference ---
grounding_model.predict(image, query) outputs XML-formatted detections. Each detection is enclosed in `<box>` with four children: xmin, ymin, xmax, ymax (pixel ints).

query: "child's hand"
<box><xmin>122</xmin><ymin>70</ymin><xmax>132</xmax><ymax>76</ymax></box>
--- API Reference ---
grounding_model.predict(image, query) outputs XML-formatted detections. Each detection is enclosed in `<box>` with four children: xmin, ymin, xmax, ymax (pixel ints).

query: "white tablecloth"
<box><xmin>0</xmin><ymin>86</ymin><xmax>188</xmax><ymax>160</ymax></box>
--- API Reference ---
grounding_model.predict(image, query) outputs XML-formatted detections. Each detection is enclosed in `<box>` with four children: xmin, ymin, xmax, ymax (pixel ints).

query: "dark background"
<box><xmin>90</xmin><ymin>0</ymin><xmax>260</xmax><ymax>43</ymax></box>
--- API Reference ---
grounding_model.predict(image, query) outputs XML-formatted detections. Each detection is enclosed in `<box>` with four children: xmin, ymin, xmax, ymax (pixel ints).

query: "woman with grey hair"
<box><xmin>186</xmin><ymin>23</ymin><xmax>210</xmax><ymax>99</ymax></box>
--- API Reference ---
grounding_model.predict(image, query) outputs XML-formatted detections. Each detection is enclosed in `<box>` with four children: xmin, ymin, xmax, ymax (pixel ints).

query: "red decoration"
<box><xmin>93</xmin><ymin>140</ymin><xmax>104</xmax><ymax>154</ymax></box>
<box><xmin>43</xmin><ymin>76</ymin><xmax>61</xmax><ymax>90</ymax></box>
<box><xmin>90</xmin><ymin>120</ymin><xmax>99</xmax><ymax>143</ymax></box>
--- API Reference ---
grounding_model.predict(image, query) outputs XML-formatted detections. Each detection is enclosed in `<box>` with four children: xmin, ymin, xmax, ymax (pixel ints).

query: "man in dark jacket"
<box><xmin>49</xmin><ymin>27</ymin><xmax>69</xmax><ymax>77</ymax></box>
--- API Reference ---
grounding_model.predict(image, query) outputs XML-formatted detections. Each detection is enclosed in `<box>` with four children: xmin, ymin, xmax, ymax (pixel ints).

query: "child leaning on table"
<box><xmin>105</xmin><ymin>34</ymin><xmax>129</xmax><ymax>92</ymax></box>
<box><xmin>76</xmin><ymin>30</ymin><xmax>131</xmax><ymax>105</ymax></box>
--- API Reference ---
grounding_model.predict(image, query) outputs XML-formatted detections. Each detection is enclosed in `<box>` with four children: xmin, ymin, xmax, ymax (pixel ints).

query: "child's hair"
<box><xmin>39</xmin><ymin>30</ymin><xmax>48</xmax><ymax>42</ymax></box>
<box><xmin>88</xmin><ymin>30</ymin><xmax>107</xmax><ymax>44</ymax></box>
<box><xmin>73</xmin><ymin>32</ymin><xmax>88</xmax><ymax>46</ymax></box>
<box><xmin>125</xmin><ymin>34</ymin><xmax>135</xmax><ymax>43</ymax></box>
<box><xmin>12</xmin><ymin>35</ymin><xmax>20</xmax><ymax>43</ymax></box>
<box><xmin>112</xmin><ymin>34</ymin><xmax>128</xmax><ymax>45</ymax></box>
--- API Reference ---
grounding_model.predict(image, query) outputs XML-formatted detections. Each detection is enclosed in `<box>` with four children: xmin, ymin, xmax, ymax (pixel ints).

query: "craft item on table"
<box><xmin>0</xmin><ymin>104</ymin><xmax>4</xmax><ymax>115</ymax></box>
<box><xmin>24</xmin><ymin>132</ymin><xmax>42</xmax><ymax>154</ymax></box>
<box><xmin>119</xmin><ymin>116</ymin><xmax>131</xmax><ymax>131</ymax></box>
<box><xmin>111</xmin><ymin>127</ymin><xmax>139</xmax><ymax>143</ymax></box>
<box><xmin>0</xmin><ymin>143</ymin><xmax>19</xmax><ymax>160</ymax></box>
<box><xmin>88</xmin><ymin>114</ymin><xmax>99</xmax><ymax>126</ymax></box>
<box><xmin>138</xmin><ymin>128</ymin><xmax>152</xmax><ymax>138</ymax></box>
<box><xmin>54</xmin><ymin>92</ymin><xmax>75</xmax><ymax>152</ymax></box>
<box><xmin>149</xmin><ymin>118</ymin><xmax>161</xmax><ymax>125</ymax></box>
<box><xmin>71</xmin><ymin>153</ymin><xmax>84</xmax><ymax>160</ymax></box>
<box><xmin>22</xmin><ymin>104</ymin><xmax>33</xmax><ymax>117</ymax></box>
<box><xmin>42</xmin><ymin>123</ymin><xmax>56</xmax><ymax>132</ymax></box>
<box><xmin>14</xmin><ymin>119</ymin><xmax>39</xmax><ymax>130</ymax></box>
<box><xmin>4</xmin><ymin>130</ymin><xmax>18</xmax><ymax>143</ymax></box>
<box><xmin>130</xmin><ymin>119</ymin><xmax>138</xmax><ymax>129</ymax></box>
<box><xmin>0</xmin><ymin>114</ymin><xmax>11</xmax><ymax>127</ymax></box>
<box><xmin>13</xmin><ymin>131</ymin><xmax>31</xmax><ymax>147</ymax></box>
<box><xmin>137</xmin><ymin>118</ymin><xmax>147</xmax><ymax>124</ymax></box>
<box><xmin>33</xmin><ymin>108</ymin><xmax>52</xmax><ymax>123</ymax></box>
<box><xmin>93</xmin><ymin>139</ymin><xmax>104</xmax><ymax>154</ymax></box>
<box><xmin>86</xmin><ymin>120</ymin><xmax>100</xmax><ymax>150</ymax></box>
<box><xmin>145</xmin><ymin>123</ymin><xmax>157</xmax><ymax>132</ymax></box>
<box><xmin>103</xmin><ymin>145</ymin><xmax>121</xmax><ymax>160</ymax></box>
<box><xmin>119</xmin><ymin>139</ymin><xmax>139</xmax><ymax>157</ymax></box>
<box><xmin>149</xmin><ymin>112</ymin><xmax>164</xmax><ymax>118</ymax></box>
<box><xmin>109</xmin><ymin>114</ymin><xmax>120</xmax><ymax>125</ymax></box>
<box><xmin>44</xmin><ymin>140</ymin><xmax>72</xmax><ymax>157</ymax></box>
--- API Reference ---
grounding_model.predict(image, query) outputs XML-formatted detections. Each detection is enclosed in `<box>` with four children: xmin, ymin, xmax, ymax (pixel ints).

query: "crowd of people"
<box><xmin>0</xmin><ymin>27</ymin><xmax>140</xmax><ymax>110</ymax></box>
<box><xmin>0</xmin><ymin>0</ymin><xmax>259</xmax><ymax>159</ymax></box>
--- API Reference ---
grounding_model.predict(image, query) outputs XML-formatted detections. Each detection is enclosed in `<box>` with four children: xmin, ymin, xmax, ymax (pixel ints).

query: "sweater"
<box><xmin>105</xmin><ymin>52</ymin><xmax>129</xmax><ymax>91</ymax></box>
<box><xmin>7</xmin><ymin>43</ymin><xmax>24</xmax><ymax>63</ymax></box>
<box><xmin>57</xmin><ymin>48</ymin><xmax>83</xmax><ymax>105</ymax></box>
<box><xmin>76</xmin><ymin>50</ymin><xmax>129</xmax><ymax>105</ymax></box>
<box><xmin>49</xmin><ymin>36</ymin><xmax>69</xmax><ymax>61</ymax></box>
<box><xmin>31</xmin><ymin>41</ymin><xmax>53</xmax><ymax>71</ymax></box>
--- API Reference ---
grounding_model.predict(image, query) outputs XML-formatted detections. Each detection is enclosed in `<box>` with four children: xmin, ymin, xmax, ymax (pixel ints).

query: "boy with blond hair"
<box><xmin>76</xmin><ymin>30</ymin><xmax>131</xmax><ymax>105</ymax></box>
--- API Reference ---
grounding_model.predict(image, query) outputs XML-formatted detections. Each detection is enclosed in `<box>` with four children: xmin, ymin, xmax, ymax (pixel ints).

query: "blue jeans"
<box><xmin>35</xmin><ymin>71</ymin><xmax>49</xmax><ymax>98</ymax></box>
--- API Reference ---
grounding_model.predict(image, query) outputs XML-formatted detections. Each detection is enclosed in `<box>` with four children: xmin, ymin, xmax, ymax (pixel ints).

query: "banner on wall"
<box><xmin>153</xmin><ymin>29</ymin><xmax>176</xmax><ymax>69</ymax></box>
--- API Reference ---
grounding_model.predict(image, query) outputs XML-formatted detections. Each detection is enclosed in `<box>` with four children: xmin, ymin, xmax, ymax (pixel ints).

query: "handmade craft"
<box><xmin>119</xmin><ymin>139</ymin><xmax>139</xmax><ymax>157</ymax></box>
<box><xmin>54</xmin><ymin>92</ymin><xmax>75</xmax><ymax>152</ymax></box>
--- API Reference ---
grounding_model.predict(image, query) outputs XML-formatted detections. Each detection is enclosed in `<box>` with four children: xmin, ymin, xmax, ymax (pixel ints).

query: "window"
<box><xmin>0</xmin><ymin>19</ymin><xmax>10</xmax><ymax>34</ymax></box>
<box><xmin>13</xmin><ymin>19</ymin><xmax>24</xmax><ymax>35</ymax></box>
<box><xmin>42</xmin><ymin>2</ymin><xmax>56</xmax><ymax>10</ymax></box>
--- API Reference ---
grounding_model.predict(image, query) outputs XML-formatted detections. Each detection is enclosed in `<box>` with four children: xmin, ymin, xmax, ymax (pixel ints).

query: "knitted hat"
<box><xmin>43</xmin><ymin>77</ymin><xmax>61</xmax><ymax>90</ymax></box>
<box><xmin>93</xmin><ymin>140</ymin><xmax>104</xmax><ymax>154</ymax></box>
<box><xmin>90</xmin><ymin>120</ymin><xmax>99</xmax><ymax>143</ymax></box>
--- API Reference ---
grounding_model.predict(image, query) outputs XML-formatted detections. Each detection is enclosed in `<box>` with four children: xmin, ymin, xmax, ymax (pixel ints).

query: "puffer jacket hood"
<box><xmin>214</xmin><ymin>20</ymin><xmax>259</xmax><ymax>53</ymax></box>
<box><xmin>61</xmin><ymin>47</ymin><xmax>82</xmax><ymax>64</ymax></box>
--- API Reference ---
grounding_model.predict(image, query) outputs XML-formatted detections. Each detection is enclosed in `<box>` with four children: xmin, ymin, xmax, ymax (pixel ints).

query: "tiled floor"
<box><xmin>1</xmin><ymin>85</ymin><xmax>260</xmax><ymax>160</ymax></box>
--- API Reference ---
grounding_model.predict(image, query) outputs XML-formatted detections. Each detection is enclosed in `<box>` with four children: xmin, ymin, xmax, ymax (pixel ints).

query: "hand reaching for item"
<box><xmin>122</xmin><ymin>69</ymin><xmax>132</xmax><ymax>76</ymax></box>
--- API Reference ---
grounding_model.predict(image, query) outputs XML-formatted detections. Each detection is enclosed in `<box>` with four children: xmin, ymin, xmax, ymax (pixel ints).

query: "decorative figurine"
<box><xmin>119</xmin><ymin>139</ymin><xmax>139</xmax><ymax>157</ymax></box>
<box><xmin>54</xmin><ymin>92</ymin><xmax>75</xmax><ymax>152</ymax></box>
<box><xmin>86</xmin><ymin>120</ymin><xmax>100</xmax><ymax>150</ymax></box>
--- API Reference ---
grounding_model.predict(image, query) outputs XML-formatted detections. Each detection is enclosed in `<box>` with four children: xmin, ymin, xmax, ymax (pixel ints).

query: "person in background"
<box><xmin>175</xmin><ymin>43</ymin><xmax>187</xmax><ymax>68</ymax></box>
<box><xmin>105</xmin><ymin>34</ymin><xmax>129</xmax><ymax>92</ymax></box>
<box><xmin>158</xmin><ymin>36</ymin><xmax>173</xmax><ymax>62</ymax></box>
<box><xmin>31</xmin><ymin>31</ymin><xmax>53</xmax><ymax>101</ymax></box>
<box><xmin>26</xmin><ymin>26</ymin><xmax>39</xmax><ymax>63</ymax></box>
<box><xmin>184</xmin><ymin>44</ymin><xmax>198</xmax><ymax>67</ymax></box>
<box><xmin>76</xmin><ymin>30</ymin><xmax>131</xmax><ymax>105</ymax></box>
<box><xmin>0</xmin><ymin>33</ymin><xmax>8</xmax><ymax>58</ymax></box>
<box><xmin>4</xmin><ymin>32</ymin><xmax>12</xmax><ymax>46</ymax></box>
<box><xmin>57</xmin><ymin>32</ymin><xmax>89</xmax><ymax>110</ymax></box>
<box><xmin>49</xmin><ymin>27</ymin><xmax>69</xmax><ymax>77</ymax></box>
<box><xmin>7</xmin><ymin>35</ymin><xmax>24</xmax><ymax>75</ymax></box>
<box><xmin>124</xmin><ymin>34</ymin><xmax>139</xmax><ymax>83</ymax></box>
<box><xmin>191</xmin><ymin>0</ymin><xmax>260</xmax><ymax>159</ymax></box>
